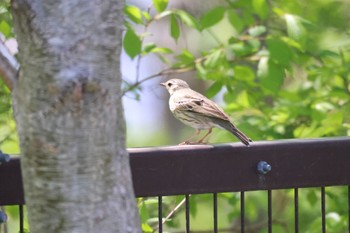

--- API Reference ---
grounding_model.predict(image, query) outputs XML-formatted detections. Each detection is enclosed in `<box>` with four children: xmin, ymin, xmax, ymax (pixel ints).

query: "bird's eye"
<box><xmin>167</xmin><ymin>83</ymin><xmax>172</xmax><ymax>87</ymax></box>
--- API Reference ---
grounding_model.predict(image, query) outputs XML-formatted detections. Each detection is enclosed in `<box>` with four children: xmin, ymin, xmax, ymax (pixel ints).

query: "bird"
<box><xmin>160</xmin><ymin>79</ymin><xmax>252</xmax><ymax>146</ymax></box>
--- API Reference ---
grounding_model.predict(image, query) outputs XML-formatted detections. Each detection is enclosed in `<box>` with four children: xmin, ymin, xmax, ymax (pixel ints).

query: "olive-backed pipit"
<box><xmin>161</xmin><ymin>79</ymin><xmax>252</xmax><ymax>146</ymax></box>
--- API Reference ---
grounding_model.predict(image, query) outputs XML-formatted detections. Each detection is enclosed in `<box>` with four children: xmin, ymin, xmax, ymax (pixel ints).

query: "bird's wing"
<box><xmin>173</xmin><ymin>93</ymin><xmax>230</xmax><ymax>121</ymax></box>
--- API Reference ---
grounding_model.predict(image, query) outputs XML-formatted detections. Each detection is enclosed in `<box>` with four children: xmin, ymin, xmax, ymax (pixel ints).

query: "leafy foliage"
<box><xmin>122</xmin><ymin>0</ymin><xmax>350</xmax><ymax>141</ymax></box>
<box><xmin>122</xmin><ymin>0</ymin><xmax>350</xmax><ymax>232</ymax></box>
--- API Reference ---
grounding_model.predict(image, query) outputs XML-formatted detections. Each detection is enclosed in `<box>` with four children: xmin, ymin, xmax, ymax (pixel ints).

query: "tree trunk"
<box><xmin>11</xmin><ymin>0</ymin><xmax>141</xmax><ymax>232</ymax></box>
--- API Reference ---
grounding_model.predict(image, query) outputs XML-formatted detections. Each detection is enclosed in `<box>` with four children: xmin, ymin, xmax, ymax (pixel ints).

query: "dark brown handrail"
<box><xmin>1</xmin><ymin>137</ymin><xmax>350</xmax><ymax>205</ymax></box>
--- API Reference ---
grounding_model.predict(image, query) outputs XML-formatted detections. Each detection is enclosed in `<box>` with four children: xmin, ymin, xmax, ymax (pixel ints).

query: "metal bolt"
<box><xmin>0</xmin><ymin>211</ymin><xmax>7</xmax><ymax>224</ymax></box>
<box><xmin>257</xmin><ymin>161</ymin><xmax>272</xmax><ymax>175</ymax></box>
<box><xmin>0</xmin><ymin>151</ymin><xmax>10</xmax><ymax>164</ymax></box>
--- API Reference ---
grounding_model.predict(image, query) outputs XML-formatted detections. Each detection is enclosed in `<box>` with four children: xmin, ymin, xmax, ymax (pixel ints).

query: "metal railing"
<box><xmin>0</xmin><ymin>137</ymin><xmax>350</xmax><ymax>232</ymax></box>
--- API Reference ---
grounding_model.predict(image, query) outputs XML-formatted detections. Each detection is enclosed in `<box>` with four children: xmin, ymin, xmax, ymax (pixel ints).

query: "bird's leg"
<box><xmin>197</xmin><ymin>128</ymin><xmax>213</xmax><ymax>144</ymax></box>
<box><xmin>179</xmin><ymin>130</ymin><xmax>201</xmax><ymax>145</ymax></box>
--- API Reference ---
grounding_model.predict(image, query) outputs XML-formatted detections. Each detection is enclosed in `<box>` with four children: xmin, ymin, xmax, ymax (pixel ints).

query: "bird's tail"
<box><xmin>219</xmin><ymin>121</ymin><xmax>252</xmax><ymax>146</ymax></box>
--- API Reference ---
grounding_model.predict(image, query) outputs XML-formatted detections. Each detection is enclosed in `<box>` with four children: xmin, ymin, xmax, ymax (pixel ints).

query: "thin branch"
<box><xmin>0</xmin><ymin>128</ymin><xmax>16</xmax><ymax>145</ymax></box>
<box><xmin>207</xmin><ymin>29</ymin><xmax>223</xmax><ymax>46</ymax></box>
<box><xmin>152</xmin><ymin>196</ymin><xmax>188</xmax><ymax>233</ymax></box>
<box><xmin>0</xmin><ymin>40</ymin><xmax>19</xmax><ymax>91</ymax></box>
<box><xmin>122</xmin><ymin>66</ymin><xmax>194</xmax><ymax>95</ymax></box>
<box><xmin>135</xmin><ymin>5</ymin><xmax>153</xmax><ymax>84</ymax></box>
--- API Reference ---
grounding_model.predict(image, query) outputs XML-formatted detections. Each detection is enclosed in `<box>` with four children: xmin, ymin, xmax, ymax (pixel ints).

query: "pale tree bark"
<box><xmin>11</xmin><ymin>0</ymin><xmax>141</xmax><ymax>232</ymax></box>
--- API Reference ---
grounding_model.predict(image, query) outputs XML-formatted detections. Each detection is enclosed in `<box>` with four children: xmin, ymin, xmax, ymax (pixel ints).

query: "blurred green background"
<box><xmin>1</xmin><ymin>0</ymin><xmax>350</xmax><ymax>232</ymax></box>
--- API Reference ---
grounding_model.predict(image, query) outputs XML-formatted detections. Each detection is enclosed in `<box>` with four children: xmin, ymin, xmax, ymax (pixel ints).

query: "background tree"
<box><xmin>1</xmin><ymin>0</ymin><xmax>141</xmax><ymax>232</ymax></box>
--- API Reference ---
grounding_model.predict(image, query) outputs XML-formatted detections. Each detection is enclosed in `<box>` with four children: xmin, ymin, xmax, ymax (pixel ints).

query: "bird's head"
<box><xmin>160</xmin><ymin>79</ymin><xmax>190</xmax><ymax>95</ymax></box>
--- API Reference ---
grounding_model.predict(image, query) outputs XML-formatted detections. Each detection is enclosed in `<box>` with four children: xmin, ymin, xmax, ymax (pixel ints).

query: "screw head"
<box><xmin>0</xmin><ymin>151</ymin><xmax>10</xmax><ymax>164</ymax></box>
<box><xmin>257</xmin><ymin>161</ymin><xmax>272</xmax><ymax>175</ymax></box>
<box><xmin>0</xmin><ymin>211</ymin><xmax>7</xmax><ymax>224</ymax></box>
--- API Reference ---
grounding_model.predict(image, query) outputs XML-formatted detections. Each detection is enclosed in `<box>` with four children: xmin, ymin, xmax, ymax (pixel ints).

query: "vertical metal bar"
<box><xmin>19</xmin><ymin>205</ymin><xmax>24</xmax><ymax>233</ymax></box>
<box><xmin>185</xmin><ymin>194</ymin><xmax>190</xmax><ymax>233</ymax></box>
<box><xmin>158</xmin><ymin>196</ymin><xmax>163</xmax><ymax>233</ymax></box>
<box><xmin>348</xmin><ymin>186</ymin><xmax>350</xmax><ymax>233</ymax></box>
<box><xmin>268</xmin><ymin>190</ymin><xmax>272</xmax><ymax>233</ymax></box>
<box><xmin>213</xmin><ymin>193</ymin><xmax>218</xmax><ymax>233</ymax></box>
<box><xmin>294</xmin><ymin>188</ymin><xmax>299</xmax><ymax>233</ymax></box>
<box><xmin>241</xmin><ymin>191</ymin><xmax>245</xmax><ymax>233</ymax></box>
<box><xmin>17</xmin><ymin>205</ymin><xmax>23</xmax><ymax>233</ymax></box>
<box><xmin>321</xmin><ymin>187</ymin><xmax>326</xmax><ymax>233</ymax></box>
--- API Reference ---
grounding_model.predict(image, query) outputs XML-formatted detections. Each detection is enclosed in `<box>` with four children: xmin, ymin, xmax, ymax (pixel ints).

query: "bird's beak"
<box><xmin>160</xmin><ymin>82</ymin><xmax>166</xmax><ymax>86</ymax></box>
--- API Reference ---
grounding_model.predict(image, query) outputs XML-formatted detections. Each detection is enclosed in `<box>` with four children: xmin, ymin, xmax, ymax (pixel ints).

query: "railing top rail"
<box><xmin>1</xmin><ymin>137</ymin><xmax>350</xmax><ymax>204</ymax></box>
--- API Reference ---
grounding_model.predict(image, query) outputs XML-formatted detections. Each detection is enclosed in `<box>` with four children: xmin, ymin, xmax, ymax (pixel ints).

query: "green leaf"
<box><xmin>306</xmin><ymin>189</ymin><xmax>318</xmax><ymax>207</ymax></box>
<box><xmin>252</xmin><ymin>0</ymin><xmax>269</xmax><ymax>20</ymax></box>
<box><xmin>258</xmin><ymin>57</ymin><xmax>284</xmax><ymax>93</ymax></box>
<box><xmin>0</xmin><ymin>20</ymin><xmax>11</xmax><ymax>38</ymax></box>
<box><xmin>237</xmin><ymin>90</ymin><xmax>250</xmax><ymax>107</ymax></box>
<box><xmin>142</xmin><ymin>11</ymin><xmax>151</xmax><ymax>21</ymax></box>
<box><xmin>153</xmin><ymin>0</ymin><xmax>168</xmax><ymax>13</ymax></box>
<box><xmin>234</xmin><ymin>66</ymin><xmax>255</xmax><ymax>82</ymax></box>
<box><xmin>248</xmin><ymin>25</ymin><xmax>266</xmax><ymax>37</ymax></box>
<box><xmin>267</xmin><ymin>38</ymin><xmax>293</xmax><ymax>66</ymax></box>
<box><xmin>285</xmin><ymin>14</ymin><xmax>306</xmax><ymax>47</ymax></box>
<box><xmin>195</xmin><ymin>62</ymin><xmax>208</xmax><ymax>77</ymax></box>
<box><xmin>154</xmin><ymin>10</ymin><xmax>172</xmax><ymax>20</ymax></box>
<box><xmin>139</xmin><ymin>202</ymin><xmax>150</xmax><ymax>223</ymax></box>
<box><xmin>199</xmin><ymin>7</ymin><xmax>226</xmax><ymax>30</ymax></box>
<box><xmin>123</xmin><ymin>28</ymin><xmax>142</xmax><ymax>59</ymax></box>
<box><xmin>143</xmin><ymin>43</ymin><xmax>173</xmax><ymax>55</ymax></box>
<box><xmin>141</xmin><ymin>223</ymin><xmax>153</xmax><ymax>233</ymax></box>
<box><xmin>227</xmin><ymin>10</ymin><xmax>244</xmax><ymax>34</ymax></box>
<box><xmin>150</xmin><ymin>47</ymin><xmax>174</xmax><ymax>54</ymax></box>
<box><xmin>206</xmin><ymin>82</ymin><xmax>223</xmax><ymax>98</ymax></box>
<box><xmin>230</xmin><ymin>42</ymin><xmax>255</xmax><ymax>57</ymax></box>
<box><xmin>170</xmin><ymin>14</ymin><xmax>180</xmax><ymax>41</ymax></box>
<box><xmin>173</xmin><ymin>49</ymin><xmax>195</xmax><ymax>68</ymax></box>
<box><xmin>176</xmin><ymin>49</ymin><xmax>195</xmax><ymax>64</ymax></box>
<box><xmin>143</xmin><ymin>43</ymin><xmax>157</xmax><ymax>54</ymax></box>
<box><xmin>174</xmin><ymin>10</ymin><xmax>200</xmax><ymax>29</ymax></box>
<box><xmin>281</xmin><ymin>36</ymin><xmax>304</xmax><ymax>52</ymax></box>
<box><xmin>204</xmin><ymin>49</ymin><xmax>223</xmax><ymax>68</ymax></box>
<box><xmin>124</xmin><ymin>5</ymin><xmax>143</xmax><ymax>24</ymax></box>
<box><xmin>321</xmin><ymin>111</ymin><xmax>343</xmax><ymax>127</ymax></box>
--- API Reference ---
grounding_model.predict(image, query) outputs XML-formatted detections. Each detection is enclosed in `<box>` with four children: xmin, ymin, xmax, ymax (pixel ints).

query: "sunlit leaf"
<box><xmin>252</xmin><ymin>0</ymin><xmax>269</xmax><ymax>20</ymax></box>
<box><xmin>124</xmin><ymin>5</ymin><xmax>143</xmax><ymax>24</ymax></box>
<box><xmin>141</xmin><ymin>223</ymin><xmax>153</xmax><ymax>233</ymax></box>
<box><xmin>234</xmin><ymin>66</ymin><xmax>255</xmax><ymax>82</ymax></box>
<box><xmin>285</xmin><ymin>14</ymin><xmax>306</xmax><ymax>47</ymax></box>
<box><xmin>151</xmin><ymin>47</ymin><xmax>173</xmax><ymax>54</ymax></box>
<box><xmin>237</xmin><ymin>90</ymin><xmax>250</xmax><ymax>107</ymax></box>
<box><xmin>248</xmin><ymin>25</ymin><xmax>266</xmax><ymax>37</ymax></box>
<box><xmin>204</xmin><ymin>49</ymin><xmax>223</xmax><ymax>68</ymax></box>
<box><xmin>152</xmin><ymin>0</ymin><xmax>168</xmax><ymax>13</ymax></box>
<box><xmin>142</xmin><ymin>11</ymin><xmax>151</xmax><ymax>21</ymax></box>
<box><xmin>0</xmin><ymin>20</ymin><xmax>11</xmax><ymax>37</ymax></box>
<box><xmin>174</xmin><ymin>10</ymin><xmax>200</xmax><ymax>29</ymax></box>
